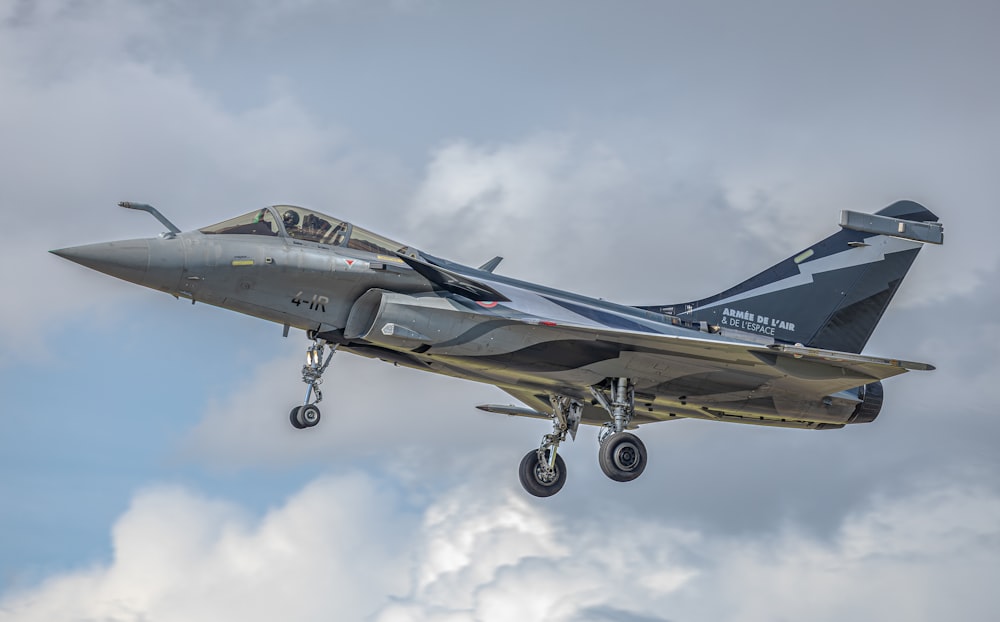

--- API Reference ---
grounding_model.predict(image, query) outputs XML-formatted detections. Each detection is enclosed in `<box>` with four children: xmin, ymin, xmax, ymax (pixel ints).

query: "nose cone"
<box><xmin>51</xmin><ymin>238</ymin><xmax>183</xmax><ymax>292</ymax></box>
<box><xmin>51</xmin><ymin>240</ymin><xmax>151</xmax><ymax>282</ymax></box>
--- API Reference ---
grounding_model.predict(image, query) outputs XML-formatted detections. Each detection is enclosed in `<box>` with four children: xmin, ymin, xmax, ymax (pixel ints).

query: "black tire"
<box><xmin>297</xmin><ymin>404</ymin><xmax>321</xmax><ymax>428</ymax></box>
<box><xmin>289</xmin><ymin>406</ymin><xmax>305</xmax><ymax>429</ymax></box>
<box><xmin>518</xmin><ymin>449</ymin><xmax>567</xmax><ymax>497</ymax></box>
<box><xmin>598</xmin><ymin>432</ymin><xmax>647</xmax><ymax>482</ymax></box>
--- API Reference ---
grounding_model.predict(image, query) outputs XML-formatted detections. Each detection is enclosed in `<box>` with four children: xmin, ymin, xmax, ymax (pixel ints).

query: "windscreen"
<box><xmin>345</xmin><ymin>226</ymin><xmax>410</xmax><ymax>256</ymax></box>
<box><xmin>200</xmin><ymin>205</ymin><xmax>412</xmax><ymax>257</ymax></box>
<box><xmin>200</xmin><ymin>209</ymin><xmax>279</xmax><ymax>236</ymax></box>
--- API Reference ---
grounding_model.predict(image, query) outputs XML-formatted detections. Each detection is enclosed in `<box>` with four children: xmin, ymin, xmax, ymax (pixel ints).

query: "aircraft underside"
<box><xmin>340</xmin><ymin>341</ymin><xmax>861</xmax><ymax>430</ymax></box>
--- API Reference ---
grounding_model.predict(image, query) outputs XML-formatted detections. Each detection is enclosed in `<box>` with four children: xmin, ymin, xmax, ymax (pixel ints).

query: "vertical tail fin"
<box><xmin>638</xmin><ymin>201</ymin><xmax>942</xmax><ymax>353</ymax></box>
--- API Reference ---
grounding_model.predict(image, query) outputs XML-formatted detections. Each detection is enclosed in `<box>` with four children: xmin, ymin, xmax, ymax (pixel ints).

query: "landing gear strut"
<box><xmin>289</xmin><ymin>338</ymin><xmax>336</xmax><ymax>430</ymax></box>
<box><xmin>518</xmin><ymin>396</ymin><xmax>582</xmax><ymax>497</ymax></box>
<box><xmin>591</xmin><ymin>377</ymin><xmax>648</xmax><ymax>482</ymax></box>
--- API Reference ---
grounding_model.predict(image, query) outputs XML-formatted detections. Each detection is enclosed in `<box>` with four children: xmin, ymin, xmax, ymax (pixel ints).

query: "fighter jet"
<box><xmin>51</xmin><ymin>200</ymin><xmax>943</xmax><ymax>497</ymax></box>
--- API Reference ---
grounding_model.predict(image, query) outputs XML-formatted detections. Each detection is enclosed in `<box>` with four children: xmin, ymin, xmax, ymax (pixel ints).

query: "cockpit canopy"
<box><xmin>200</xmin><ymin>205</ymin><xmax>411</xmax><ymax>257</ymax></box>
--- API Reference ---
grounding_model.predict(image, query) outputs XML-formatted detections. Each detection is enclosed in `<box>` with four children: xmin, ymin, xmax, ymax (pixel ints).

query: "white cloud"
<box><xmin>0</xmin><ymin>474</ymin><xmax>415</xmax><ymax>622</ymax></box>
<box><xmin>410</xmin><ymin>135</ymin><xmax>628</xmax><ymax>255</ymax></box>
<box><xmin>2</xmin><ymin>473</ymin><xmax>997</xmax><ymax>622</ymax></box>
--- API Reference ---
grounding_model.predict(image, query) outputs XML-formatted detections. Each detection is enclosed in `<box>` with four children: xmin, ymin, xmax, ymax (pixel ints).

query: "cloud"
<box><xmin>703</xmin><ymin>481</ymin><xmax>1000</xmax><ymax>622</ymax></box>
<box><xmin>0</xmin><ymin>474</ymin><xmax>415</xmax><ymax>622</ymax></box>
<box><xmin>408</xmin><ymin>134</ymin><xmax>777</xmax><ymax>305</ymax></box>
<box><xmin>2</xmin><ymin>472</ymin><xmax>997</xmax><ymax>622</ymax></box>
<box><xmin>404</xmin><ymin>127</ymin><xmax>992</xmax><ymax>316</ymax></box>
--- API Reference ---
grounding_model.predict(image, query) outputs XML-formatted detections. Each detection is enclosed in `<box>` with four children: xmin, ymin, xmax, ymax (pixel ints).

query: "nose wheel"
<box><xmin>288</xmin><ymin>338</ymin><xmax>335</xmax><ymax>430</ymax></box>
<box><xmin>289</xmin><ymin>404</ymin><xmax>322</xmax><ymax>429</ymax></box>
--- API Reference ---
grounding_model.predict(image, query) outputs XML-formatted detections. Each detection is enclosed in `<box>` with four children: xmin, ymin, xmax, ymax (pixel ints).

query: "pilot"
<box><xmin>283</xmin><ymin>209</ymin><xmax>300</xmax><ymax>231</ymax></box>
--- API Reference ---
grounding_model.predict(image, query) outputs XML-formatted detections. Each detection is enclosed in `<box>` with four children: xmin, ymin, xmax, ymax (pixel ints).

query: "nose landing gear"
<box><xmin>289</xmin><ymin>338</ymin><xmax>336</xmax><ymax>430</ymax></box>
<box><xmin>289</xmin><ymin>403</ymin><xmax>321</xmax><ymax>429</ymax></box>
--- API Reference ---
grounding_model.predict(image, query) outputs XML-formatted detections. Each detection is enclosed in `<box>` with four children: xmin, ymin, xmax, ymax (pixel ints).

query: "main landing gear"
<box><xmin>592</xmin><ymin>378</ymin><xmax>648</xmax><ymax>482</ymax></box>
<box><xmin>517</xmin><ymin>377</ymin><xmax>648</xmax><ymax>497</ymax></box>
<box><xmin>289</xmin><ymin>337</ymin><xmax>336</xmax><ymax>430</ymax></box>
<box><xmin>518</xmin><ymin>396</ymin><xmax>582</xmax><ymax>497</ymax></box>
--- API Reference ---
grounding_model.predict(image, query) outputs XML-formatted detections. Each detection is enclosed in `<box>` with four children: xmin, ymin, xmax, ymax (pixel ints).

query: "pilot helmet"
<box><xmin>283</xmin><ymin>209</ymin><xmax>300</xmax><ymax>227</ymax></box>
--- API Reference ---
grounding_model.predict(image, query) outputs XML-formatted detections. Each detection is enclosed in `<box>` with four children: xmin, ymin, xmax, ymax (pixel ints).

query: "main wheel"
<box><xmin>297</xmin><ymin>404</ymin><xmax>321</xmax><ymax>428</ymax></box>
<box><xmin>289</xmin><ymin>406</ymin><xmax>305</xmax><ymax>429</ymax></box>
<box><xmin>518</xmin><ymin>449</ymin><xmax>567</xmax><ymax>497</ymax></box>
<box><xmin>598</xmin><ymin>432</ymin><xmax>647</xmax><ymax>482</ymax></box>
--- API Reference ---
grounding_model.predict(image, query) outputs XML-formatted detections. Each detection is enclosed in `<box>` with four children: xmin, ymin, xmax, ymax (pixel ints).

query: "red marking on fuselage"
<box><xmin>476</xmin><ymin>301</ymin><xmax>499</xmax><ymax>308</ymax></box>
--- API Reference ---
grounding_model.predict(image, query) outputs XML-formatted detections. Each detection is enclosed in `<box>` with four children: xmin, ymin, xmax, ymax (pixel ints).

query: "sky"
<box><xmin>1</xmin><ymin>0</ymin><xmax>999</xmax><ymax>620</ymax></box>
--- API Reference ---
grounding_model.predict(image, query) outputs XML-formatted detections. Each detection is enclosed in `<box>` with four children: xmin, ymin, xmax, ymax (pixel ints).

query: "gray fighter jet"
<box><xmin>52</xmin><ymin>200</ymin><xmax>943</xmax><ymax>497</ymax></box>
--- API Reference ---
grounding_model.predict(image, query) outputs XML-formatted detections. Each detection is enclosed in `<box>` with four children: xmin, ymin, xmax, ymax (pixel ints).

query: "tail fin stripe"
<box><xmin>690</xmin><ymin>235</ymin><xmax>921</xmax><ymax>312</ymax></box>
